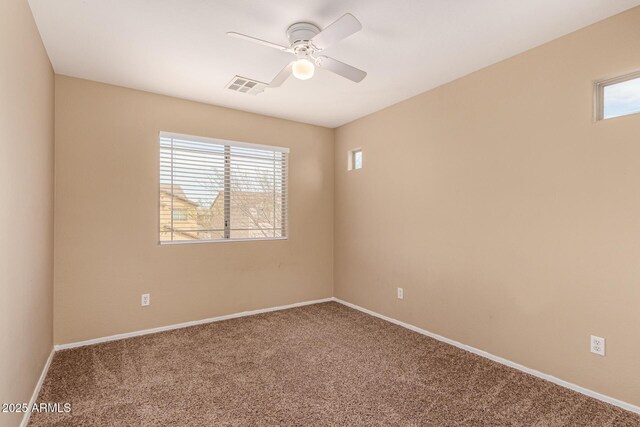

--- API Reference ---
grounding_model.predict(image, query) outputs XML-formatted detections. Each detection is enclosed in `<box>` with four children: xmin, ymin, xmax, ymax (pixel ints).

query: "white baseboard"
<box><xmin>54</xmin><ymin>297</ymin><xmax>333</xmax><ymax>351</ymax></box>
<box><xmin>332</xmin><ymin>297</ymin><xmax>640</xmax><ymax>415</ymax></box>
<box><xmin>20</xmin><ymin>348</ymin><xmax>55</xmax><ymax>427</ymax></box>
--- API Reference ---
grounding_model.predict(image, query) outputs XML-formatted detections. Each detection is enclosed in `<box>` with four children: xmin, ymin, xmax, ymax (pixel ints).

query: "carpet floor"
<box><xmin>30</xmin><ymin>302</ymin><xmax>639</xmax><ymax>426</ymax></box>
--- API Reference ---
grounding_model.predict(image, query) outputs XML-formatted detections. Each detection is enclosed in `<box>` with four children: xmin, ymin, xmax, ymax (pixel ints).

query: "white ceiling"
<box><xmin>29</xmin><ymin>0</ymin><xmax>640</xmax><ymax>128</ymax></box>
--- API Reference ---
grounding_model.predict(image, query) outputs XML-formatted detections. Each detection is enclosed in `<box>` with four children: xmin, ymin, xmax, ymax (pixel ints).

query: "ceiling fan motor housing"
<box><xmin>286</xmin><ymin>22</ymin><xmax>321</xmax><ymax>53</ymax></box>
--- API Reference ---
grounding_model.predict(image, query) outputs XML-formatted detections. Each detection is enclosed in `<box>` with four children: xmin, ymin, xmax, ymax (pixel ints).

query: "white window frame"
<box><xmin>348</xmin><ymin>148</ymin><xmax>363</xmax><ymax>171</ymax></box>
<box><xmin>594</xmin><ymin>70</ymin><xmax>640</xmax><ymax>121</ymax></box>
<box><xmin>159</xmin><ymin>131</ymin><xmax>289</xmax><ymax>245</ymax></box>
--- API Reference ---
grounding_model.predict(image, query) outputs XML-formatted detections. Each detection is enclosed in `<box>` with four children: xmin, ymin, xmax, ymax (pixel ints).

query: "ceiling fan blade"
<box><xmin>311</xmin><ymin>13</ymin><xmax>362</xmax><ymax>50</ymax></box>
<box><xmin>269</xmin><ymin>62</ymin><xmax>293</xmax><ymax>87</ymax></box>
<box><xmin>227</xmin><ymin>32</ymin><xmax>290</xmax><ymax>52</ymax></box>
<box><xmin>316</xmin><ymin>56</ymin><xmax>367</xmax><ymax>82</ymax></box>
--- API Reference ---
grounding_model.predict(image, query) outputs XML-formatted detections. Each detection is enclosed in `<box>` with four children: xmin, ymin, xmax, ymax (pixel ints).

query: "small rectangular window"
<box><xmin>349</xmin><ymin>149</ymin><xmax>362</xmax><ymax>170</ymax></box>
<box><xmin>160</xmin><ymin>132</ymin><xmax>289</xmax><ymax>244</ymax></box>
<box><xmin>595</xmin><ymin>71</ymin><xmax>640</xmax><ymax>120</ymax></box>
<box><xmin>172</xmin><ymin>210</ymin><xmax>188</xmax><ymax>221</ymax></box>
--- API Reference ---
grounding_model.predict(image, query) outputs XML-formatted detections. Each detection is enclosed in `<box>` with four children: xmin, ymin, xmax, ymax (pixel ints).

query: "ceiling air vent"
<box><xmin>225</xmin><ymin>76</ymin><xmax>267</xmax><ymax>95</ymax></box>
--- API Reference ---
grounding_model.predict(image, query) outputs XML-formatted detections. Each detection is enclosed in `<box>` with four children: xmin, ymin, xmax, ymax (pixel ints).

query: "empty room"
<box><xmin>2</xmin><ymin>0</ymin><xmax>640</xmax><ymax>425</ymax></box>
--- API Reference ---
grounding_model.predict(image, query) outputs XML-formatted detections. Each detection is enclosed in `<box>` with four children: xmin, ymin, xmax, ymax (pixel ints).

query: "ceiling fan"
<box><xmin>227</xmin><ymin>13</ymin><xmax>367</xmax><ymax>88</ymax></box>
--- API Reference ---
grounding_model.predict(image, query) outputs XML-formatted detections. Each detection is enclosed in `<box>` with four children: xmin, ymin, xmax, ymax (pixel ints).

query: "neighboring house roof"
<box><xmin>160</xmin><ymin>183</ymin><xmax>198</xmax><ymax>207</ymax></box>
<box><xmin>209</xmin><ymin>191</ymin><xmax>281</xmax><ymax>210</ymax></box>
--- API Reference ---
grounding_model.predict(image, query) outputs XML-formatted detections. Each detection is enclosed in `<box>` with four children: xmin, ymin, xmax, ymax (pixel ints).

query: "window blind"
<box><xmin>159</xmin><ymin>132</ymin><xmax>288</xmax><ymax>243</ymax></box>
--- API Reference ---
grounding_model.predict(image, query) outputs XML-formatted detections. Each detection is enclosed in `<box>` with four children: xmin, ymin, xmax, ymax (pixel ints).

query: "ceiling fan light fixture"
<box><xmin>292</xmin><ymin>58</ymin><xmax>315</xmax><ymax>80</ymax></box>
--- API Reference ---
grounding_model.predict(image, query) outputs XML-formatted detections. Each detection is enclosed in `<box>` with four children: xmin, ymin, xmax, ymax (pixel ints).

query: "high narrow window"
<box><xmin>159</xmin><ymin>132</ymin><xmax>288</xmax><ymax>243</ymax></box>
<box><xmin>595</xmin><ymin>71</ymin><xmax>640</xmax><ymax>120</ymax></box>
<box><xmin>350</xmin><ymin>149</ymin><xmax>363</xmax><ymax>170</ymax></box>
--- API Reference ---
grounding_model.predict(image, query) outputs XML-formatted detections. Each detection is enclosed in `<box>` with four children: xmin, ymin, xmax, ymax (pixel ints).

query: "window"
<box><xmin>349</xmin><ymin>149</ymin><xmax>362</xmax><ymax>170</ymax></box>
<box><xmin>172</xmin><ymin>210</ymin><xmax>188</xmax><ymax>221</ymax></box>
<box><xmin>595</xmin><ymin>71</ymin><xmax>640</xmax><ymax>120</ymax></box>
<box><xmin>160</xmin><ymin>132</ymin><xmax>288</xmax><ymax>243</ymax></box>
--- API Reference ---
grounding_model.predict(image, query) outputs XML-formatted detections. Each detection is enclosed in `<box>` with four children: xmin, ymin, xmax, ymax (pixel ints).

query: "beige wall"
<box><xmin>335</xmin><ymin>7</ymin><xmax>640</xmax><ymax>406</ymax></box>
<box><xmin>0</xmin><ymin>0</ymin><xmax>54</xmax><ymax>426</ymax></box>
<box><xmin>54</xmin><ymin>76</ymin><xmax>334</xmax><ymax>344</ymax></box>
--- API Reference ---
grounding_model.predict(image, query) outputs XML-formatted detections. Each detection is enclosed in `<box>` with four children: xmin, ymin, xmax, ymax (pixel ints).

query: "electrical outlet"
<box><xmin>591</xmin><ymin>335</ymin><xmax>605</xmax><ymax>356</ymax></box>
<box><xmin>141</xmin><ymin>293</ymin><xmax>150</xmax><ymax>307</ymax></box>
<box><xmin>397</xmin><ymin>288</ymin><xmax>404</xmax><ymax>300</ymax></box>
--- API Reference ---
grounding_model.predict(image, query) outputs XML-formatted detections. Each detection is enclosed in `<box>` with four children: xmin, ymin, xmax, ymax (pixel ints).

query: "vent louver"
<box><xmin>225</xmin><ymin>76</ymin><xmax>267</xmax><ymax>95</ymax></box>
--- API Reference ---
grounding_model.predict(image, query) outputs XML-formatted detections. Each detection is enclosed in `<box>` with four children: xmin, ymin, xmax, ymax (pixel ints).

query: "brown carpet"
<box><xmin>30</xmin><ymin>302</ymin><xmax>639</xmax><ymax>426</ymax></box>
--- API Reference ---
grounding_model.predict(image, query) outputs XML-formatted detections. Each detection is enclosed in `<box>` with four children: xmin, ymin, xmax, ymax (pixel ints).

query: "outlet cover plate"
<box><xmin>591</xmin><ymin>335</ymin><xmax>605</xmax><ymax>356</ymax></box>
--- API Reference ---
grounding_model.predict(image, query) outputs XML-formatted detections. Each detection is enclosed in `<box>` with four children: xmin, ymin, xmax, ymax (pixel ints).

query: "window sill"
<box><xmin>159</xmin><ymin>237</ymin><xmax>288</xmax><ymax>246</ymax></box>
